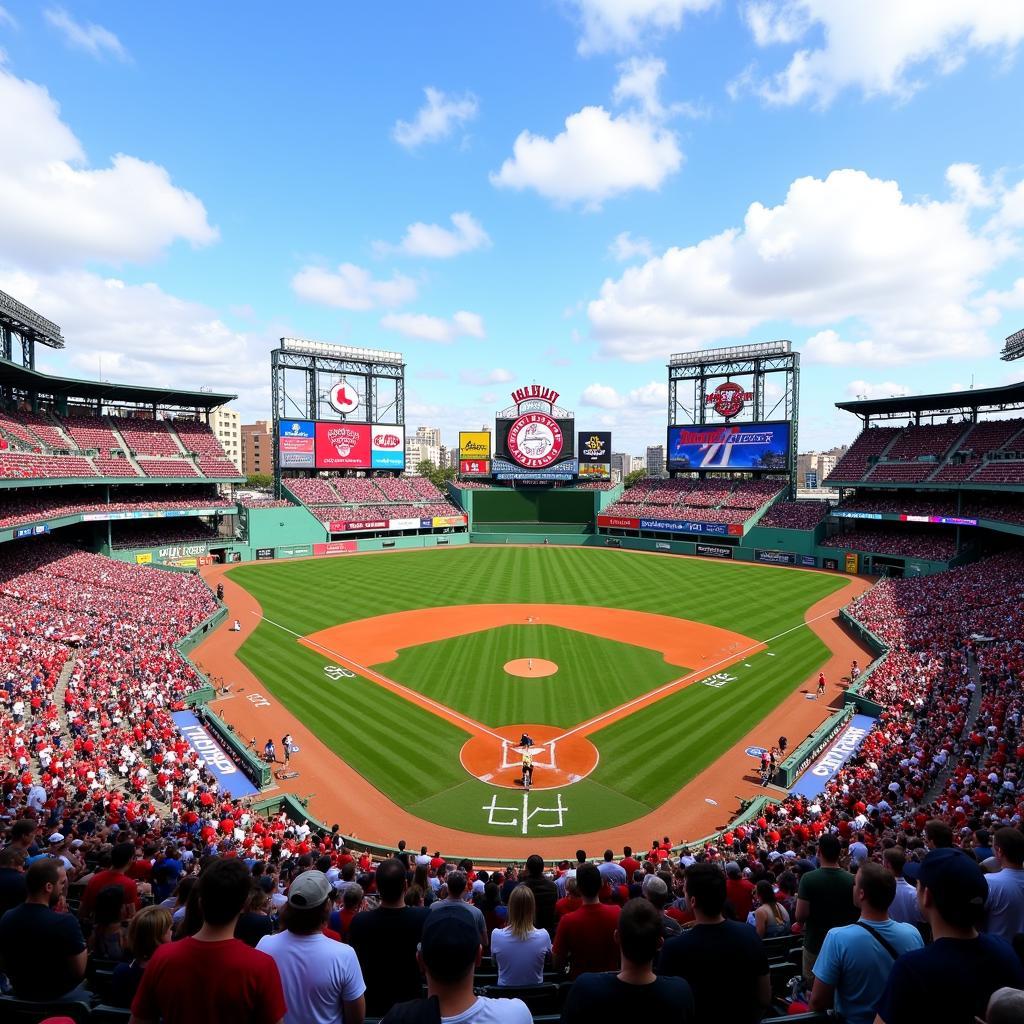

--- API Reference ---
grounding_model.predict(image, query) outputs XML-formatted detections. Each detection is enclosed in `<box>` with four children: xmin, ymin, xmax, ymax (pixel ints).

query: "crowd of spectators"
<box><xmin>603</xmin><ymin>476</ymin><xmax>785</xmax><ymax>526</ymax></box>
<box><xmin>758</xmin><ymin>501</ymin><xmax>830</xmax><ymax>530</ymax></box>
<box><xmin>109</xmin><ymin>521</ymin><xmax>220</xmax><ymax>551</ymax></box>
<box><xmin>821</xmin><ymin>528</ymin><xmax>958</xmax><ymax>560</ymax></box>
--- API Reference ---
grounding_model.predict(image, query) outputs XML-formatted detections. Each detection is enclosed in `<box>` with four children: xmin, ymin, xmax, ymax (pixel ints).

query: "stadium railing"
<box><xmin>774</xmin><ymin>705</ymin><xmax>854</xmax><ymax>789</ymax></box>
<box><xmin>838</xmin><ymin>608</ymin><xmax>888</xmax><ymax>718</ymax></box>
<box><xmin>196</xmin><ymin>704</ymin><xmax>274</xmax><ymax>788</ymax></box>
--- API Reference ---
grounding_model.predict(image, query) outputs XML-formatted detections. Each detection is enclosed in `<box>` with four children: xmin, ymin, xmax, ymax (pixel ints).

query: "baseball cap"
<box><xmin>287</xmin><ymin>870</ymin><xmax>332</xmax><ymax>909</ymax></box>
<box><xmin>642</xmin><ymin>875</ymin><xmax>668</xmax><ymax>898</ymax></box>
<box><xmin>49</xmin><ymin>833</ymin><xmax>64</xmax><ymax>843</ymax></box>
<box><xmin>725</xmin><ymin>861</ymin><xmax>742</xmax><ymax>878</ymax></box>
<box><xmin>905</xmin><ymin>848</ymin><xmax>987</xmax><ymax>917</ymax></box>
<box><xmin>420</xmin><ymin>909</ymin><xmax>480</xmax><ymax>981</ymax></box>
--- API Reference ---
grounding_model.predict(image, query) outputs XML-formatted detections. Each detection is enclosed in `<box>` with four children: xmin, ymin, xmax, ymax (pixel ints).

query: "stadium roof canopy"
<box><xmin>835</xmin><ymin>381</ymin><xmax>1024</xmax><ymax>422</ymax></box>
<box><xmin>0</xmin><ymin>358</ymin><xmax>236</xmax><ymax>410</ymax></box>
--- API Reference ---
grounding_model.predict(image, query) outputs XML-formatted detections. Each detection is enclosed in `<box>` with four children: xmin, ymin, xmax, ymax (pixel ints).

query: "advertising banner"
<box><xmin>14</xmin><ymin>524</ymin><xmax>50</xmax><ymax>538</ymax></box>
<box><xmin>756</xmin><ymin>549</ymin><xmax>797</xmax><ymax>565</ymax></box>
<box><xmin>639</xmin><ymin>519</ymin><xmax>743</xmax><ymax>536</ymax></box>
<box><xmin>655</xmin><ymin>541</ymin><xmax>672</xmax><ymax>550</ymax></box>
<box><xmin>578</xmin><ymin>431</ymin><xmax>611</xmax><ymax>465</ymax></box>
<box><xmin>459</xmin><ymin>431</ymin><xmax>491</xmax><ymax>460</ymax></box>
<box><xmin>279</xmin><ymin>420</ymin><xmax>315</xmax><ymax>469</ymax></box>
<box><xmin>276</xmin><ymin>544</ymin><xmax>312</xmax><ymax>558</ymax></box>
<box><xmin>578</xmin><ymin>463</ymin><xmax>611</xmax><ymax>480</ymax></box>
<box><xmin>388</xmin><ymin>517</ymin><xmax>421</xmax><ymax>530</ymax></box>
<box><xmin>823</xmin><ymin>557</ymin><xmax>840</xmax><ymax>571</ymax></box>
<box><xmin>169</xmin><ymin>711</ymin><xmax>258</xmax><ymax>798</ymax></box>
<box><xmin>313</xmin><ymin>541</ymin><xmax>357</xmax><ymax>557</ymax></box>
<box><xmin>845</xmin><ymin>552</ymin><xmax>859</xmax><ymax>574</ymax></box>
<box><xmin>460</xmin><ymin>459</ymin><xmax>490</xmax><ymax>476</ymax></box>
<box><xmin>790</xmin><ymin>714</ymin><xmax>876</xmax><ymax>799</ymax></box>
<box><xmin>432</xmin><ymin>515</ymin><xmax>468</xmax><ymax>528</ymax></box>
<box><xmin>315</xmin><ymin>422</ymin><xmax>371</xmax><ymax>470</ymax></box>
<box><xmin>255</xmin><ymin>547</ymin><xmax>275</xmax><ymax>559</ymax></box>
<box><xmin>328</xmin><ymin>519</ymin><xmax>388</xmax><ymax>532</ymax></box>
<box><xmin>667</xmin><ymin>421</ymin><xmax>790</xmax><ymax>470</ymax></box>
<box><xmin>800</xmin><ymin>555</ymin><xmax>818</xmax><ymax>567</ymax></box>
<box><xmin>495</xmin><ymin>416</ymin><xmax>574</xmax><ymax>471</ymax></box>
<box><xmin>135</xmin><ymin>552</ymin><xmax>153</xmax><ymax>564</ymax></box>
<box><xmin>597</xmin><ymin>514</ymin><xmax>640</xmax><ymax>530</ymax></box>
<box><xmin>696</xmin><ymin>543</ymin><xmax>733</xmax><ymax>559</ymax></box>
<box><xmin>81</xmin><ymin>508</ymin><xmax>232</xmax><ymax>523</ymax></box>
<box><xmin>371</xmin><ymin>424</ymin><xmax>405</xmax><ymax>470</ymax></box>
<box><xmin>833</xmin><ymin>509</ymin><xmax>979</xmax><ymax>527</ymax></box>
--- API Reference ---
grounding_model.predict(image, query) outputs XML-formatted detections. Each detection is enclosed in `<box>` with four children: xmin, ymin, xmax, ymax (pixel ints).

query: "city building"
<box><xmin>797</xmin><ymin>446</ymin><xmax>848</xmax><ymax>489</ymax></box>
<box><xmin>405</xmin><ymin>426</ymin><xmax>442</xmax><ymax>472</ymax></box>
<box><xmin>209</xmin><ymin>407</ymin><xmax>242</xmax><ymax>473</ymax></box>
<box><xmin>241</xmin><ymin>420</ymin><xmax>273</xmax><ymax>476</ymax></box>
<box><xmin>630</xmin><ymin>455</ymin><xmax>646</xmax><ymax>474</ymax></box>
<box><xmin>610</xmin><ymin>452</ymin><xmax>629</xmax><ymax>483</ymax></box>
<box><xmin>646</xmin><ymin>445</ymin><xmax>665</xmax><ymax>478</ymax></box>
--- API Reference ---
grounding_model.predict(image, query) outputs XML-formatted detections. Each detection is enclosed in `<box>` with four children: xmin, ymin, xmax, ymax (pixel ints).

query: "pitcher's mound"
<box><xmin>504</xmin><ymin>658</ymin><xmax>558</xmax><ymax>678</ymax></box>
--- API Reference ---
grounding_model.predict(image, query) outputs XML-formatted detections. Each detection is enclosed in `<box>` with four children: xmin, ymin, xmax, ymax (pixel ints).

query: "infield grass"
<box><xmin>230</xmin><ymin>546</ymin><xmax>850</xmax><ymax>836</ymax></box>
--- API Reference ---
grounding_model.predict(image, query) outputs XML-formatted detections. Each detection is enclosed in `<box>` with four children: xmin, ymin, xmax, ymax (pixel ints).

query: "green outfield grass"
<box><xmin>229</xmin><ymin>547</ymin><xmax>850</xmax><ymax>837</ymax></box>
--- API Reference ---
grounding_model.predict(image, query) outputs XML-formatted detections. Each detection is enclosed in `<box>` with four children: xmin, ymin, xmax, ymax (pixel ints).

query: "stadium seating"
<box><xmin>109</xmin><ymin>520</ymin><xmax>219</xmax><ymax>549</ymax></box>
<box><xmin>820</xmin><ymin>528</ymin><xmax>956</xmax><ymax>560</ymax></box>
<box><xmin>285</xmin><ymin>477</ymin><xmax>344</xmax><ymax>504</ymax></box>
<box><xmin>110</xmin><ymin>416</ymin><xmax>184</xmax><ymax>457</ymax></box>
<box><xmin>135</xmin><ymin>457</ymin><xmax>200</xmax><ymax>478</ymax></box>
<box><xmin>62</xmin><ymin>414</ymin><xmax>122</xmax><ymax>456</ymax></box>
<box><xmin>0</xmin><ymin>451</ymin><xmax>98</xmax><ymax>479</ymax></box>
<box><xmin>824</xmin><ymin>426</ymin><xmax>901</xmax><ymax>482</ymax></box>
<box><xmin>94</xmin><ymin>455</ymin><xmax>141</xmax><ymax>477</ymax></box>
<box><xmin>758</xmin><ymin>500</ymin><xmax>829</xmax><ymax>530</ymax></box>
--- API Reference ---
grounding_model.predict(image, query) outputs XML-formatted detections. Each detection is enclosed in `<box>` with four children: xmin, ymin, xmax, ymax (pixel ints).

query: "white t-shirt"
<box><xmin>490</xmin><ymin>926</ymin><xmax>552</xmax><ymax>986</ymax></box>
<box><xmin>257</xmin><ymin>930</ymin><xmax>365</xmax><ymax>1024</ymax></box>
<box><xmin>442</xmin><ymin>995</ymin><xmax>532</xmax><ymax>1023</ymax></box>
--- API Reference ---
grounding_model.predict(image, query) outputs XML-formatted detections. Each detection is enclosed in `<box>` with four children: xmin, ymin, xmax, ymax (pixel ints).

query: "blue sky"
<box><xmin>1</xmin><ymin>2</ymin><xmax>1024</xmax><ymax>458</ymax></box>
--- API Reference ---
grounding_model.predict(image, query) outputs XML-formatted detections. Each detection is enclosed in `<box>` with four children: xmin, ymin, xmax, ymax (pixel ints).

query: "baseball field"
<box><xmin>211</xmin><ymin>546</ymin><xmax>855</xmax><ymax>844</ymax></box>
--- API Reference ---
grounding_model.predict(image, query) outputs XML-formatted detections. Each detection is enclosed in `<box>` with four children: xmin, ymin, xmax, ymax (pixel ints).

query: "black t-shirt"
<box><xmin>877</xmin><ymin>934</ymin><xmax>1024</xmax><ymax>1024</ymax></box>
<box><xmin>234</xmin><ymin>911</ymin><xmax>275</xmax><ymax>948</ymax></box>
<box><xmin>562</xmin><ymin>972</ymin><xmax>695</xmax><ymax>1024</ymax></box>
<box><xmin>349</xmin><ymin>904</ymin><xmax>430</xmax><ymax>1015</ymax></box>
<box><xmin>0</xmin><ymin>901</ymin><xmax>86</xmax><ymax>998</ymax></box>
<box><xmin>0</xmin><ymin>867</ymin><xmax>27</xmax><ymax>917</ymax></box>
<box><xmin>657</xmin><ymin>920</ymin><xmax>768</xmax><ymax>1024</ymax></box>
<box><xmin>521</xmin><ymin>875</ymin><xmax>558</xmax><ymax>934</ymax></box>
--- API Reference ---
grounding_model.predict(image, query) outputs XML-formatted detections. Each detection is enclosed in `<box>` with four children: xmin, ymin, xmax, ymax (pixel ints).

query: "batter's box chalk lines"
<box><xmin>482</xmin><ymin>793</ymin><xmax>568</xmax><ymax>834</ymax></box>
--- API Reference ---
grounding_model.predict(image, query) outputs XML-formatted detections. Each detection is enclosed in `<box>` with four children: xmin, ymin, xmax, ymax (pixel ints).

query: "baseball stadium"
<box><xmin>4</xmin><ymin>290</ymin><xmax>1024</xmax><ymax>1017</ymax></box>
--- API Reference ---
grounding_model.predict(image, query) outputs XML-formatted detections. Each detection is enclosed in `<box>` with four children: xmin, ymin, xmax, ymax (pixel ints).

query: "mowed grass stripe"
<box><xmin>379</xmin><ymin>625</ymin><xmax>685</xmax><ymax>728</ymax></box>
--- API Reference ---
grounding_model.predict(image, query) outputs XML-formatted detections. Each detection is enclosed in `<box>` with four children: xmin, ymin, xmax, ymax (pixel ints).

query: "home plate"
<box><xmin>479</xmin><ymin>773</ymin><xmax>494</xmax><ymax>782</ymax></box>
<box><xmin>705</xmin><ymin>797</ymin><xmax>718</xmax><ymax>805</ymax></box>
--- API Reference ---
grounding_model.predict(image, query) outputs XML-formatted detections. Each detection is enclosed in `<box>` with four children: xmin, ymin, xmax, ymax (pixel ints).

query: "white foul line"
<box><xmin>551</xmin><ymin>604</ymin><xmax>847</xmax><ymax>744</ymax></box>
<box><xmin>254</xmin><ymin>611</ymin><xmax>508</xmax><ymax>743</ymax></box>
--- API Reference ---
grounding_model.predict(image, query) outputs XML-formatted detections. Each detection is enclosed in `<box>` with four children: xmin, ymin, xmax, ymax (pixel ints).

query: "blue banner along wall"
<box><xmin>170</xmin><ymin>710</ymin><xmax>259</xmax><ymax>798</ymax></box>
<box><xmin>790</xmin><ymin>714</ymin><xmax>876</xmax><ymax>799</ymax></box>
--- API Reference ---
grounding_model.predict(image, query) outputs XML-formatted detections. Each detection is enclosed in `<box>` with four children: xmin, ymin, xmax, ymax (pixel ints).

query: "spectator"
<box><xmin>725</xmin><ymin>861</ymin><xmax>755</xmax><ymax>919</ymax></box>
<box><xmin>876</xmin><ymin>848</ymin><xmax>1024</xmax><ymax>1023</ymax></box>
<box><xmin>555</xmin><ymin>876</ymin><xmax>582</xmax><ymax>920</ymax></box>
<box><xmin>89</xmin><ymin>884</ymin><xmax>128</xmax><ymax>960</ymax></box>
<box><xmin>796</xmin><ymin>833</ymin><xmax>857</xmax><ymax>983</ymax></box>
<box><xmin>381</xmin><ymin>912</ymin><xmax>530</xmax><ymax>1024</ymax></box>
<box><xmin>0</xmin><ymin>857</ymin><xmax>87</xmax><ymax>1001</ymax></box>
<box><xmin>925</xmin><ymin>819</ymin><xmax>955</xmax><ymax>849</ymax></box>
<box><xmin>257</xmin><ymin>869</ymin><xmax>366</xmax><ymax>1024</ymax></box>
<box><xmin>986</xmin><ymin>987</ymin><xmax>1024</xmax><ymax>1024</ymax></box>
<box><xmin>111</xmin><ymin>906</ymin><xmax>173</xmax><ymax>1008</ymax></box>
<box><xmin>552</xmin><ymin>863</ymin><xmax>620</xmax><ymax>979</ymax></box>
<box><xmin>349</xmin><ymin>857</ymin><xmax>429</xmax><ymax>1016</ymax></box>
<box><xmin>882</xmin><ymin>848</ymin><xmax>923</xmax><ymax>927</ymax></box>
<box><xmin>808</xmin><ymin>862</ymin><xmax>924</xmax><ymax>1024</ymax></box>
<box><xmin>429</xmin><ymin>870</ymin><xmax>487</xmax><ymax>948</ymax></box>
<box><xmin>597</xmin><ymin>849</ymin><xmax>627</xmax><ymax>887</ymax></box>
<box><xmin>520</xmin><ymin>854</ymin><xmax>557</xmax><ymax>934</ymax></box>
<box><xmin>657</xmin><ymin>862</ymin><xmax>770</xmax><ymax>1024</ymax></box>
<box><xmin>984</xmin><ymin>827</ymin><xmax>1024</xmax><ymax>942</ymax></box>
<box><xmin>129</xmin><ymin>857</ymin><xmax>286</xmax><ymax>1024</ymax></box>
<box><xmin>561</xmin><ymin>898</ymin><xmax>695</xmax><ymax>1023</ymax></box>
<box><xmin>81</xmin><ymin>841</ymin><xmax>141</xmax><ymax>921</ymax></box>
<box><xmin>0</xmin><ymin>846</ymin><xmax>27</xmax><ymax>916</ymax></box>
<box><xmin>752</xmin><ymin>879</ymin><xmax>791</xmax><ymax>939</ymax></box>
<box><xmin>490</xmin><ymin>885</ymin><xmax>551</xmax><ymax>986</ymax></box>
<box><xmin>641</xmin><ymin>875</ymin><xmax>682</xmax><ymax>938</ymax></box>
<box><xmin>235</xmin><ymin>882</ymin><xmax>276</xmax><ymax>948</ymax></box>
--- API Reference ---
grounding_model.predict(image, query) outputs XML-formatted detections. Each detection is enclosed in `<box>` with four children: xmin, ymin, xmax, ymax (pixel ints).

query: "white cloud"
<box><xmin>380</xmin><ymin>310</ymin><xmax>485</xmax><ymax>343</ymax></box>
<box><xmin>946</xmin><ymin>163</ymin><xmax>995</xmax><ymax>209</ymax></box>
<box><xmin>568</xmin><ymin>0</ymin><xmax>717</xmax><ymax>55</ymax></box>
<box><xmin>44</xmin><ymin>7</ymin><xmax>129</xmax><ymax>62</ymax></box>
<box><xmin>0</xmin><ymin>68</ymin><xmax>217</xmax><ymax>270</ymax></box>
<box><xmin>581</xmin><ymin>383</ymin><xmax>624</xmax><ymax>408</ymax></box>
<box><xmin>845</xmin><ymin>380</ymin><xmax>913</xmax><ymax>400</ymax></box>
<box><xmin>613</xmin><ymin>56</ymin><xmax>669</xmax><ymax>118</ymax></box>
<box><xmin>392</xmin><ymin>87</ymin><xmax>478</xmax><ymax>149</ymax></box>
<box><xmin>459</xmin><ymin>367</ymin><xmax>513</xmax><ymax>385</ymax></box>
<box><xmin>609</xmin><ymin>231</ymin><xmax>654</xmax><ymax>262</ymax></box>
<box><xmin>0</xmin><ymin>6</ymin><xmax>17</xmax><ymax>28</ymax></box>
<box><xmin>491</xmin><ymin>105</ymin><xmax>682</xmax><ymax>208</ymax></box>
<box><xmin>737</xmin><ymin>2</ymin><xmax>1024</xmax><ymax>106</ymax></box>
<box><xmin>376</xmin><ymin>211</ymin><xmax>490</xmax><ymax>259</ymax></box>
<box><xmin>291</xmin><ymin>263</ymin><xmax>417</xmax><ymax>311</ymax></box>
<box><xmin>629</xmin><ymin>380</ymin><xmax>667</xmax><ymax>406</ymax></box>
<box><xmin>588</xmin><ymin>166</ymin><xmax>1004</xmax><ymax>364</ymax></box>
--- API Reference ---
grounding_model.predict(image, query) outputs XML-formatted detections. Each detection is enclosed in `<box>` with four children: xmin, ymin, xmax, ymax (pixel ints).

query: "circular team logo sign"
<box><xmin>328</xmin><ymin>379</ymin><xmax>359</xmax><ymax>415</ymax></box>
<box><xmin>708</xmin><ymin>382</ymin><xmax>749</xmax><ymax>419</ymax></box>
<box><xmin>507</xmin><ymin>413</ymin><xmax>564</xmax><ymax>469</ymax></box>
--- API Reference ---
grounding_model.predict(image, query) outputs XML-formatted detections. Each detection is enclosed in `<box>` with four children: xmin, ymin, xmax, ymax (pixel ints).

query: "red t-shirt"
<box><xmin>620</xmin><ymin>856</ymin><xmax>641</xmax><ymax>878</ymax></box>
<box><xmin>552</xmin><ymin>902</ymin><xmax>620</xmax><ymax>979</ymax></box>
<box><xmin>726</xmin><ymin>878</ymin><xmax>755</xmax><ymax>920</ymax></box>
<box><xmin>81</xmin><ymin>869</ymin><xmax>140</xmax><ymax>917</ymax></box>
<box><xmin>131</xmin><ymin>936</ymin><xmax>285</xmax><ymax>1024</ymax></box>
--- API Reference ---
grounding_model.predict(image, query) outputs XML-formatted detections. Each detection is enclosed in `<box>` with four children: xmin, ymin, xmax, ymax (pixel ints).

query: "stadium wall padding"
<box><xmin>470</xmin><ymin>488</ymin><xmax>598</xmax><ymax>524</ymax></box>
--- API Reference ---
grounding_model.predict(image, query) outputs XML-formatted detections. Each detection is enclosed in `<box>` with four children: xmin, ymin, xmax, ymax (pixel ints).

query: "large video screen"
<box><xmin>494</xmin><ymin>413</ymin><xmax>576</xmax><ymax>480</ymax></box>
<box><xmin>312</xmin><ymin>422</ymin><xmax>406</xmax><ymax>470</ymax></box>
<box><xmin>667</xmin><ymin>421</ymin><xmax>790</xmax><ymax>471</ymax></box>
<box><xmin>279</xmin><ymin>419</ymin><xmax>315</xmax><ymax>468</ymax></box>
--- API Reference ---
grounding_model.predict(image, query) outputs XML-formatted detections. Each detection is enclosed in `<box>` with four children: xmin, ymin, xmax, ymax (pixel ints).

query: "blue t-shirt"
<box><xmin>876</xmin><ymin>934</ymin><xmax>1024</xmax><ymax>1024</ymax></box>
<box><xmin>813</xmin><ymin>918</ymin><xmax>923</xmax><ymax>1024</ymax></box>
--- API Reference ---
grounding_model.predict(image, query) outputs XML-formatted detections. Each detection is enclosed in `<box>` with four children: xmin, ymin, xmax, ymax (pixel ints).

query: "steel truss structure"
<box><xmin>271</xmin><ymin>338</ymin><xmax>405</xmax><ymax>492</ymax></box>
<box><xmin>0</xmin><ymin>288</ymin><xmax>64</xmax><ymax>374</ymax></box>
<box><xmin>667</xmin><ymin>340</ymin><xmax>799</xmax><ymax>494</ymax></box>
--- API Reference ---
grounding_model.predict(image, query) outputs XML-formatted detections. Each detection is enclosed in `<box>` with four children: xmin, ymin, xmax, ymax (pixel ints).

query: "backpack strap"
<box><xmin>854</xmin><ymin>920</ymin><xmax>900</xmax><ymax>960</ymax></box>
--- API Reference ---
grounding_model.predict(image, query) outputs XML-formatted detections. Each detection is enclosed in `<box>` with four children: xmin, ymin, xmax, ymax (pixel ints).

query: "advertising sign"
<box><xmin>756</xmin><ymin>549</ymin><xmax>796</xmax><ymax>565</ymax></box>
<box><xmin>169</xmin><ymin>711</ymin><xmax>258</xmax><ymax>798</ymax></box>
<box><xmin>315</xmin><ymin>422</ymin><xmax>371</xmax><ymax>469</ymax></box>
<box><xmin>389</xmin><ymin>517</ymin><xmax>421</xmax><ymax>530</ymax></box>
<box><xmin>578</xmin><ymin>431</ymin><xmax>611</xmax><ymax>464</ymax></box>
<box><xmin>696</xmin><ymin>543</ymin><xmax>733</xmax><ymax>559</ymax></box>
<box><xmin>81</xmin><ymin>508</ymin><xmax>232</xmax><ymax>523</ymax></box>
<box><xmin>276</xmin><ymin>544</ymin><xmax>313</xmax><ymax>558</ymax></box>
<box><xmin>790</xmin><ymin>715</ymin><xmax>876</xmax><ymax>799</ymax></box>
<box><xmin>640</xmin><ymin>519</ymin><xmax>743</xmax><ymax>536</ymax></box>
<box><xmin>800</xmin><ymin>555</ymin><xmax>818</xmax><ymax>567</ymax></box>
<box><xmin>255</xmin><ymin>547</ymin><xmax>275</xmax><ymax>559</ymax></box>
<box><xmin>459</xmin><ymin>431</ymin><xmax>491</xmax><ymax>460</ymax></box>
<box><xmin>14</xmin><ymin>524</ymin><xmax>50</xmax><ymax>538</ymax></box>
<box><xmin>597</xmin><ymin>515</ymin><xmax>640</xmax><ymax>530</ymax></box>
<box><xmin>370</xmin><ymin>424</ymin><xmax>405</xmax><ymax>470</ymax></box>
<box><xmin>460</xmin><ymin>459</ymin><xmax>490</xmax><ymax>476</ymax></box>
<box><xmin>314</xmin><ymin>541</ymin><xmax>357</xmax><ymax>557</ymax></box>
<box><xmin>823</xmin><ymin>557</ymin><xmax>840</xmax><ymax>571</ymax></box>
<box><xmin>705</xmin><ymin>381</ymin><xmax>753</xmax><ymax>418</ymax></box>
<box><xmin>667</xmin><ymin>421</ymin><xmax>790</xmax><ymax>470</ymax></box>
<box><xmin>506</xmin><ymin>413</ymin><xmax>564</xmax><ymax>468</ymax></box>
<box><xmin>578</xmin><ymin>463</ymin><xmax>610</xmax><ymax>479</ymax></box>
<box><xmin>279</xmin><ymin>420</ymin><xmax>315</xmax><ymax>468</ymax></box>
<box><xmin>845</xmin><ymin>552</ymin><xmax>859</xmax><ymax>574</ymax></box>
<box><xmin>328</xmin><ymin>519</ymin><xmax>388</xmax><ymax>533</ymax></box>
<box><xmin>432</xmin><ymin>515</ymin><xmax>468</xmax><ymax>528</ymax></box>
<box><xmin>135</xmin><ymin>552</ymin><xmax>153</xmax><ymax>564</ymax></box>
<box><xmin>655</xmin><ymin>541</ymin><xmax>672</xmax><ymax>550</ymax></box>
<box><xmin>328</xmin><ymin>379</ymin><xmax>360</xmax><ymax>415</ymax></box>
